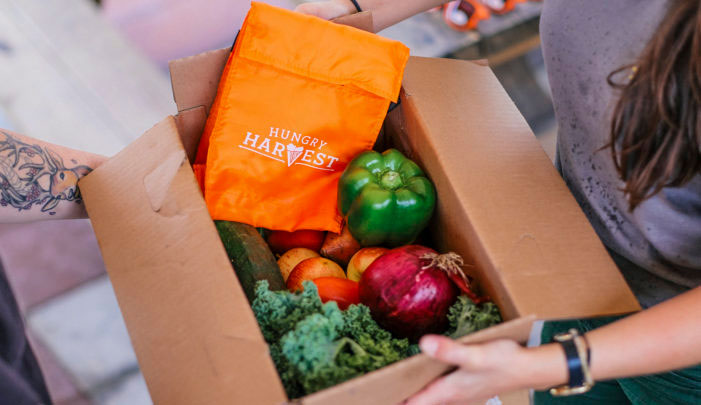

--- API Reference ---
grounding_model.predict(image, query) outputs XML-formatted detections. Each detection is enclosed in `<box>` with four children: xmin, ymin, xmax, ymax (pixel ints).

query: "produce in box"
<box><xmin>346</xmin><ymin>247</ymin><xmax>388</xmax><ymax>282</ymax></box>
<box><xmin>277</xmin><ymin>248</ymin><xmax>320</xmax><ymax>282</ymax></box>
<box><xmin>359</xmin><ymin>245</ymin><xmax>487</xmax><ymax>340</ymax></box>
<box><xmin>312</xmin><ymin>277</ymin><xmax>360</xmax><ymax>309</ymax></box>
<box><xmin>215</xmin><ymin>220</ymin><xmax>285</xmax><ymax>303</ymax></box>
<box><xmin>319</xmin><ymin>223</ymin><xmax>361</xmax><ymax>267</ymax></box>
<box><xmin>338</xmin><ymin>149</ymin><xmax>436</xmax><ymax>247</ymax></box>
<box><xmin>267</xmin><ymin>230</ymin><xmax>325</xmax><ymax>254</ymax></box>
<box><xmin>286</xmin><ymin>257</ymin><xmax>346</xmax><ymax>292</ymax></box>
<box><xmin>210</xmin><ymin>144</ymin><xmax>499</xmax><ymax>397</ymax></box>
<box><xmin>252</xmin><ymin>280</ymin><xmax>500</xmax><ymax>399</ymax></box>
<box><xmin>445</xmin><ymin>296</ymin><xmax>501</xmax><ymax>339</ymax></box>
<box><xmin>252</xmin><ymin>281</ymin><xmax>418</xmax><ymax>398</ymax></box>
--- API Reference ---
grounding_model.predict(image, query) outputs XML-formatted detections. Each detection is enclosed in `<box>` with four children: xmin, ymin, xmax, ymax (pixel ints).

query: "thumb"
<box><xmin>420</xmin><ymin>335</ymin><xmax>477</xmax><ymax>367</ymax></box>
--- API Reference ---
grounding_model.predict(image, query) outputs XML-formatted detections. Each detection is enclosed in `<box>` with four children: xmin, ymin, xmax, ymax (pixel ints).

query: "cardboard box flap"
<box><xmin>174</xmin><ymin>105</ymin><xmax>208</xmax><ymax>162</ymax></box>
<box><xmin>79</xmin><ymin>117</ymin><xmax>286</xmax><ymax>404</ymax></box>
<box><xmin>169</xmin><ymin>48</ymin><xmax>229</xmax><ymax>115</ymax></box>
<box><xmin>394</xmin><ymin>56</ymin><xmax>640</xmax><ymax>320</ymax></box>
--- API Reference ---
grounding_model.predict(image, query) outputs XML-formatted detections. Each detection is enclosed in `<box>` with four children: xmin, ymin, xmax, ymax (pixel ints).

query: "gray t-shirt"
<box><xmin>540</xmin><ymin>0</ymin><xmax>701</xmax><ymax>308</ymax></box>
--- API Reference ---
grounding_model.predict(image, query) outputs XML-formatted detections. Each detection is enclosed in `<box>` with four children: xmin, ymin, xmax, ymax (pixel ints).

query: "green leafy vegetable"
<box><xmin>252</xmin><ymin>279</ymin><xmax>323</xmax><ymax>343</ymax></box>
<box><xmin>445</xmin><ymin>295</ymin><xmax>502</xmax><ymax>339</ymax></box>
<box><xmin>252</xmin><ymin>281</ymin><xmax>417</xmax><ymax>398</ymax></box>
<box><xmin>252</xmin><ymin>282</ymin><xmax>499</xmax><ymax>398</ymax></box>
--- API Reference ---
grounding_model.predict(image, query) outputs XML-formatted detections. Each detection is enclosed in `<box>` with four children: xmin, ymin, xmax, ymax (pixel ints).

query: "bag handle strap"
<box><xmin>350</xmin><ymin>0</ymin><xmax>362</xmax><ymax>13</ymax></box>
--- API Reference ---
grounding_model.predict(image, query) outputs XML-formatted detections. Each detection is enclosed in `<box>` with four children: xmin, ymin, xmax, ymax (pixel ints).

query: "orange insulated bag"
<box><xmin>195</xmin><ymin>2</ymin><xmax>409</xmax><ymax>233</ymax></box>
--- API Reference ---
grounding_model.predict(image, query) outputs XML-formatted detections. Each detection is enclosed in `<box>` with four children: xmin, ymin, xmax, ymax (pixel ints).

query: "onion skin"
<box><xmin>359</xmin><ymin>245</ymin><xmax>458</xmax><ymax>340</ymax></box>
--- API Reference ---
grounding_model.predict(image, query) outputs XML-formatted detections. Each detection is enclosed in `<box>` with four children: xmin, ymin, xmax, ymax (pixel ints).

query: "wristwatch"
<box><xmin>549</xmin><ymin>329</ymin><xmax>595</xmax><ymax>396</ymax></box>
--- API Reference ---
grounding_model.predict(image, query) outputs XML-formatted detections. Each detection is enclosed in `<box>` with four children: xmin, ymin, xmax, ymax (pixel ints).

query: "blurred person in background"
<box><xmin>297</xmin><ymin>1</ymin><xmax>701</xmax><ymax>404</ymax></box>
<box><xmin>0</xmin><ymin>129</ymin><xmax>105</xmax><ymax>404</ymax></box>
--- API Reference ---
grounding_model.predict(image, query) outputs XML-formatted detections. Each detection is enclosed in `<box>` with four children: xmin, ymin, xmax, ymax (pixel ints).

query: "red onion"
<box><xmin>358</xmin><ymin>245</ymin><xmax>466</xmax><ymax>340</ymax></box>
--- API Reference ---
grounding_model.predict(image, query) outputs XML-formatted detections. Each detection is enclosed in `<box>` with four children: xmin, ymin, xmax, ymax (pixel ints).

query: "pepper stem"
<box><xmin>380</xmin><ymin>170</ymin><xmax>403</xmax><ymax>190</ymax></box>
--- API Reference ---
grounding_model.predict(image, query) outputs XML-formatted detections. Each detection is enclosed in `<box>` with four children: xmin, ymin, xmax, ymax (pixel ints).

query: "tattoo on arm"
<box><xmin>0</xmin><ymin>131</ymin><xmax>92</xmax><ymax>215</ymax></box>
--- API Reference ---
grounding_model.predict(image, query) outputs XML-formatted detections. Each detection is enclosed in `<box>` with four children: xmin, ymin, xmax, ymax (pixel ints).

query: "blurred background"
<box><xmin>0</xmin><ymin>1</ymin><xmax>554</xmax><ymax>404</ymax></box>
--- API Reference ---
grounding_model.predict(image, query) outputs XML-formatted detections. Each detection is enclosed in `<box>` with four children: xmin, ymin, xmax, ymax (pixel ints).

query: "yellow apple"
<box><xmin>347</xmin><ymin>247</ymin><xmax>388</xmax><ymax>282</ymax></box>
<box><xmin>277</xmin><ymin>248</ymin><xmax>320</xmax><ymax>282</ymax></box>
<box><xmin>286</xmin><ymin>257</ymin><xmax>346</xmax><ymax>292</ymax></box>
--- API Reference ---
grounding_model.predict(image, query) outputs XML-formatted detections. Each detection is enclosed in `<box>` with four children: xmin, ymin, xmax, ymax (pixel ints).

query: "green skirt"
<box><xmin>534</xmin><ymin>317</ymin><xmax>701</xmax><ymax>405</ymax></box>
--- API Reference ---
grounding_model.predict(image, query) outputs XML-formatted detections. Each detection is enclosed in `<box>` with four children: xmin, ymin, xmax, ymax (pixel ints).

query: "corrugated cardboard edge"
<box><xmin>79</xmin><ymin>117</ymin><xmax>287</xmax><ymax>405</ymax></box>
<box><xmin>295</xmin><ymin>315</ymin><xmax>536</xmax><ymax>405</ymax></box>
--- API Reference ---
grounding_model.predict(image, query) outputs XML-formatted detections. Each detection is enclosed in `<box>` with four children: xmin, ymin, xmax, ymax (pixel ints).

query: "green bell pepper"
<box><xmin>338</xmin><ymin>149</ymin><xmax>436</xmax><ymax>247</ymax></box>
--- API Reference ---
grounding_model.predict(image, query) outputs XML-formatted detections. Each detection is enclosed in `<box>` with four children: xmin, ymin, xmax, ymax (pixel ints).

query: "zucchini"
<box><xmin>215</xmin><ymin>220</ymin><xmax>286</xmax><ymax>302</ymax></box>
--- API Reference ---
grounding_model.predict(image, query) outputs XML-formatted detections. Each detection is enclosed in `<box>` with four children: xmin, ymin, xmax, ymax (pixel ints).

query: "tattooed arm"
<box><xmin>0</xmin><ymin>129</ymin><xmax>107</xmax><ymax>223</ymax></box>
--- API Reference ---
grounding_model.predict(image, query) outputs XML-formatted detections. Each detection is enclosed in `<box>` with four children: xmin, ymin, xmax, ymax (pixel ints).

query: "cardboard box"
<box><xmin>79</xmin><ymin>11</ymin><xmax>640</xmax><ymax>405</ymax></box>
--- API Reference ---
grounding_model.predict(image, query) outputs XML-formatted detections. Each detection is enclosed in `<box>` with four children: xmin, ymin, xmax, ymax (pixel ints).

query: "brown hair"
<box><xmin>607</xmin><ymin>0</ymin><xmax>701</xmax><ymax>210</ymax></box>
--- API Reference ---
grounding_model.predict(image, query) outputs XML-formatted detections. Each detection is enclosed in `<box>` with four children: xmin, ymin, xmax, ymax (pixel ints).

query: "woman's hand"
<box><xmin>406</xmin><ymin>335</ymin><xmax>568</xmax><ymax>405</ymax></box>
<box><xmin>294</xmin><ymin>1</ymin><xmax>357</xmax><ymax>20</ymax></box>
<box><xmin>407</xmin><ymin>287</ymin><xmax>701</xmax><ymax>404</ymax></box>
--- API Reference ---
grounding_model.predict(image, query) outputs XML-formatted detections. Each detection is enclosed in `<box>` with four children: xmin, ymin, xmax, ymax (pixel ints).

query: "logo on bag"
<box><xmin>239</xmin><ymin>127</ymin><xmax>340</xmax><ymax>172</ymax></box>
<box><xmin>286</xmin><ymin>144</ymin><xmax>304</xmax><ymax>167</ymax></box>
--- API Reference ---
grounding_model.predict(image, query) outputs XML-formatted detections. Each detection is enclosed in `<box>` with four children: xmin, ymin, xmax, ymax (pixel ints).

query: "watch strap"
<box><xmin>561</xmin><ymin>338</ymin><xmax>585</xmax><ymax>388</ymax></box>
<box><xmin>550</xmin><ymin>329</ymin><xmax>594</xmax><ymax>396</ymax></box>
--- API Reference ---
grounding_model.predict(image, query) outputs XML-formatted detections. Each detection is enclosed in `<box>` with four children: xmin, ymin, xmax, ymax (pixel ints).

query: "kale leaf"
<box><xmin>445</xmin><ymin>295</ymin><xmax>502</xmax><ymax>339</ymax></box>
<box><xmin>252</xmin><ymin>281</ymin><xmax>417</xmax><ymax>398</ymax></box>
<box><xmin>252</xmin><ymin>280</ymin><xmax>323</xmax><ymax>343</ymax></box>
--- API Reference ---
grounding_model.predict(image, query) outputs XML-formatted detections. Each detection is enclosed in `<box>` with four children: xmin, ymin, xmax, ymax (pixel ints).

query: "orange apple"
<box><xmin>347</xmin><ymin>247</ymin><xmax>388</xmax><ymax>282</ymax></box>
<box><xmin>277</xmin><ymin>248</ymin><xmax>320</xmax><ymax>282</ymax></box>
<box><xmin>286</xmin><ymin>257</ymin><xmax>346</xmax><ymax>292</ymax></box>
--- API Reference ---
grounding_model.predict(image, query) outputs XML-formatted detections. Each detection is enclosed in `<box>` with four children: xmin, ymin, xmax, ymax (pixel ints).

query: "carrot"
<box><xmin>312</xmin><ymin>277</ymin><xmax>360</xmax><ymax>310</ymax></box>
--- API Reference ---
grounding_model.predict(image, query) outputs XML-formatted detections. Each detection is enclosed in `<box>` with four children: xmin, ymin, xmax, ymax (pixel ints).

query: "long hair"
<box><xmin>607</xmin><ymin>0</ymin><xmax>701</xmax><ymax>210</ymax></box>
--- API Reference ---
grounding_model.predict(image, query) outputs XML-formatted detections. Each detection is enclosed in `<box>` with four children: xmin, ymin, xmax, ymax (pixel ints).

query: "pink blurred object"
<box><xmin>0</xmin><ymin>220</ymin><xmax>105</xmax><ymax>313</ymax></box>
<box><xmin>102</xmin><ymin>0</ymin><xmax>297</xmax><ymax>68</ymax></box>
